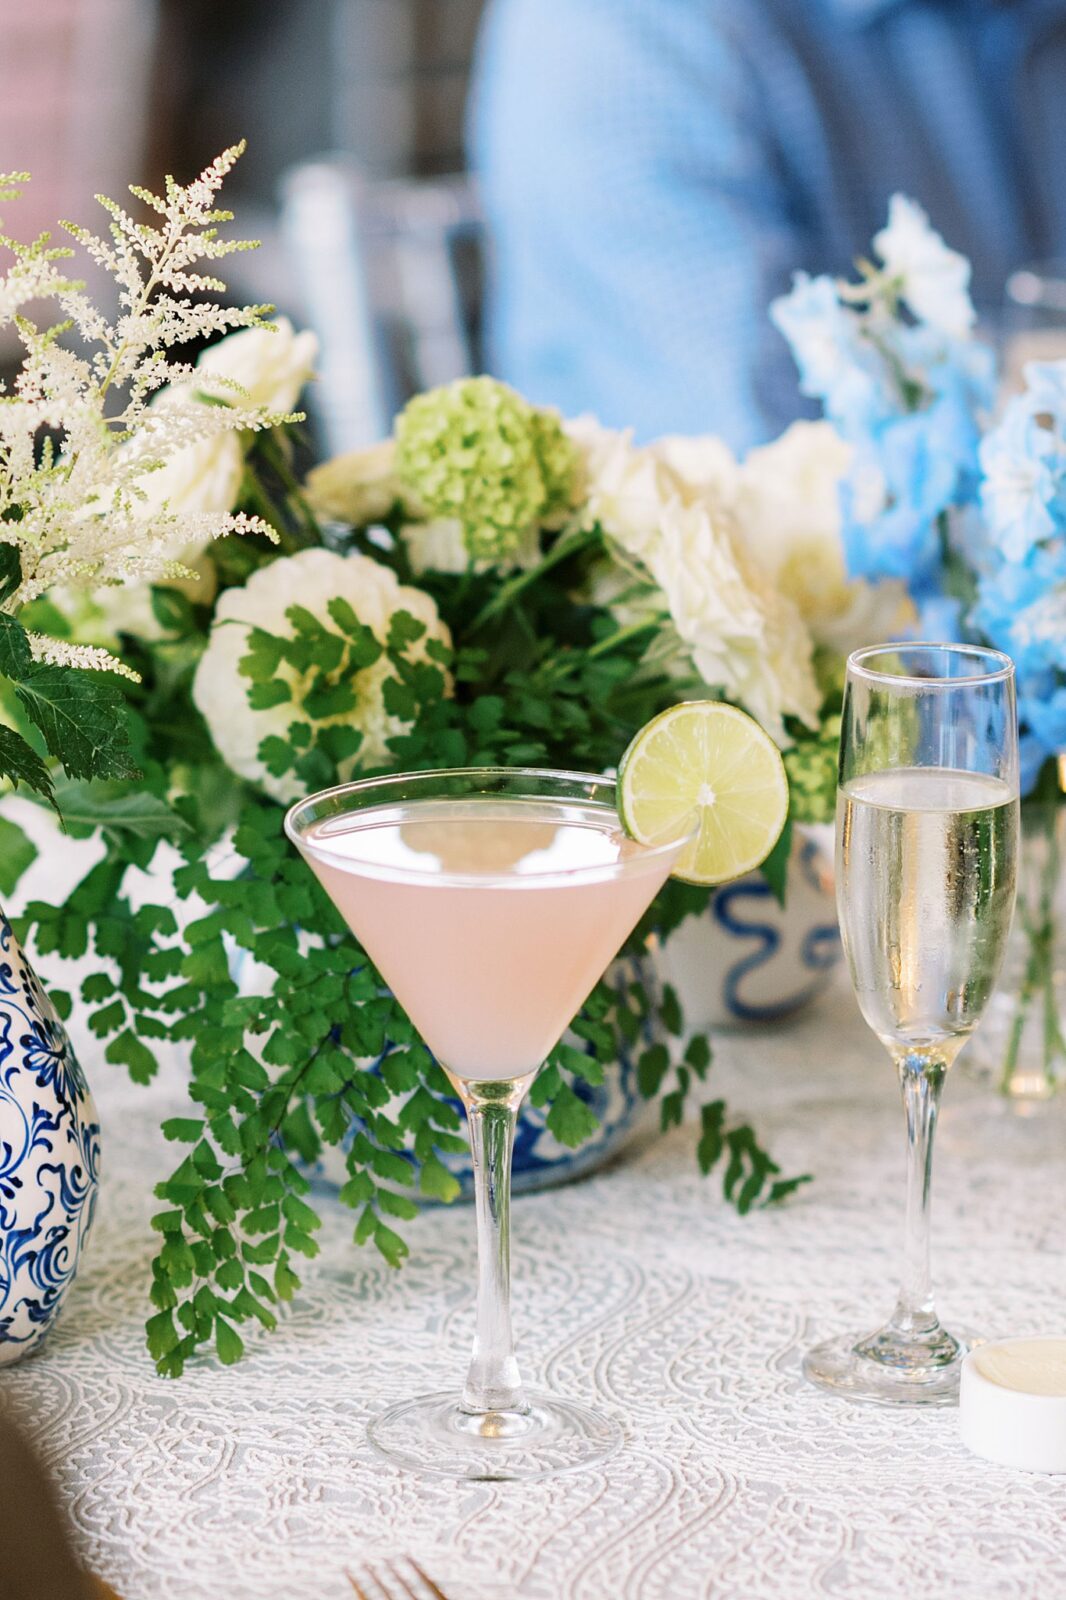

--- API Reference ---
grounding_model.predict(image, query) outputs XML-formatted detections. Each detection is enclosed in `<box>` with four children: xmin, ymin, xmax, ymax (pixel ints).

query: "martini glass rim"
<box><xmin>283</xmin><ymin>764</ymin><xmax>697</xmax><ymax>889</ymax></box>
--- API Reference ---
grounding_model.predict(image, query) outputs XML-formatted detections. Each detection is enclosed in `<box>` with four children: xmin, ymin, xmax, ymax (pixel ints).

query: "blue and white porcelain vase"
<box><xmin>655</xmin><ymin>824</ymin><xmax>840</xmax><ymax>1030</ymax></box>
<box><xmin>0</xmin><ymin>912</ymin><xmax>100</xmax><ymax>1365</ymax></box>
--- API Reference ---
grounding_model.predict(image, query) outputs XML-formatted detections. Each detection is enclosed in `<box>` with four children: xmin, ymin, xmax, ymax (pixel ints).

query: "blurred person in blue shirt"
<box><xmin>469</xmin><ymin>0</ymin><xmax>1066</xmax><ymax>449</ymax></box>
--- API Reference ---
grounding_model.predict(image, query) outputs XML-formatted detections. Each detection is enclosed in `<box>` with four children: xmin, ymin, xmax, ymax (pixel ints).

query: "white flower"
<box><xmin>305</xmin><ymin>440</ymin><xmax>409</xmax><ymax>525</ymax></box>
<box><xmin>568</xmin><ymin>418</ymin><xmax>686</xmax><ymax>547</ymax></box>
<box><xmin>607</xmin><ymin>492</ymin><xmax>821</xmax><ymax>743</ymax></box>
<box><xmin>134</xmin><ymin>430</ymin><xmax>244</xmax><ymax>520</ymax></box>
<box><xmin>652</xmin><ymin>434</ymin><xmax>741</xmax><ymax>505</ymax></box>
<box><xmin>195</xmin><ymin>317</ymin><xmax>318</xmax><ymax>413</ymax></box>
<box><xmin>736</xmin><ymin>421</ymin><xmax>913</xmax><ymax>650</ymax></box>
<box><xmin>399</xmin><ymin>518</ymin><xmax>541</xmax><ymax>575</ymax></box>
<box><xmin>192</xmin><ymin>548</ymin><xmax>451</xmax><ymax>803</ymax></box>
<box><xmin>874</xmin><ymin>194</ymin><xmax>976</xmax><ymax>338</ymax></box>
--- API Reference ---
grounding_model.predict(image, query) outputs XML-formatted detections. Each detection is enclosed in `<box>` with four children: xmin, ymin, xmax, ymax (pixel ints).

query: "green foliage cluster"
<box><xmin>8</xmin><ymin>433</ymin><xmax>810</xmax><ymax>1377</ymax></box>
<box><xmin>0</xmin><ymin>547</ymin><xmax>137</xmax><ymax>804</ymax></box>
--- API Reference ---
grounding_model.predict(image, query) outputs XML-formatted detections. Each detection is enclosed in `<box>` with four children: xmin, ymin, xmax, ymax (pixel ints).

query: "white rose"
<box><xmin>195</xmin><ymin>317</ymin><xmax>318</xmax><ymax>413</ymax></box>
<box><xmin>567</xmin><ymin>417</ymin><xmax>686</xmax><ymax>550</ymax></box>
<box><xmin>874</xmin><ymin>194</ymin><xmax>976</xmax><ymax>339</ymax></box>
<box><xmin>134</xmin><ymin>431</ymin><xmax>244</xmax><ymax>520</ymax></box>
<box><xmin>305</xmin><ymin>440</ymin><xmax>408</xmax><ymax>526</ymax></box>
<box><xmin>736</xmin><ymin>421</ymin><xmax>913</xmax><ymax>651</ymax></box>
<box><xmin>609</xmin><ymin>492</ymin><xmax>821</xmax><ymax>743</ymax></box>
<box><xmin>192</xmin><ymin>548</ymin><xmax>451</xmax><ymax>803</ymax></box>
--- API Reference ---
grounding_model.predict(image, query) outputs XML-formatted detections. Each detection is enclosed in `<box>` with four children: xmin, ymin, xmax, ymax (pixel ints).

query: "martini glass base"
<box><xmin>367</xmin><ymin>1390</ymin><xmax>623</xmax><ymax>1481</ymax></box>
<box><xmin>803</xmin><ymin>1326</ymin><xmax>980</xmax><ymax>1407</ymax></box>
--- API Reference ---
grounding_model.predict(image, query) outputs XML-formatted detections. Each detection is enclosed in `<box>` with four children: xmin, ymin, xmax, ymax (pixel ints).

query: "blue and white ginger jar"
<box><xmin>0</xmin><ymin>913</ymin><xmax>100</xmax><ymax>1365</ymax></box>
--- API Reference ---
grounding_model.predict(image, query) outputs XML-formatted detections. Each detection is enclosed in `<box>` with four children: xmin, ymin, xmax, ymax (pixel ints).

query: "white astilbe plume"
<box><xmin>0</xmin><ymin>144</ymin><xmax>296</xmax><ymax>624</ymax></box>
<box><xmin>26</xmin><ymin>632</ymin><xmax>140</xmax><ymax>681</ymax></box>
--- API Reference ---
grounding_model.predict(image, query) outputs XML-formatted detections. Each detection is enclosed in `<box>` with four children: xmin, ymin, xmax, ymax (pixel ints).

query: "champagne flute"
<box><xmin>804</xmin><ymin>644</ymin><xmax>1019</xmax><ymax>1405</ymax></box>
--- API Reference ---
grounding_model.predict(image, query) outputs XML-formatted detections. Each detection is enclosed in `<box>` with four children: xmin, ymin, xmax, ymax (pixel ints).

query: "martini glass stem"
<box><xmin>889</xmin><ymin>1049</ymin><xmax>946</xmax><ymax>1339</ymax></box>
<box><xmin>456</xmin><ymin>1073</ymin><xmax>534</xmax><ymax>1415</ymax></box>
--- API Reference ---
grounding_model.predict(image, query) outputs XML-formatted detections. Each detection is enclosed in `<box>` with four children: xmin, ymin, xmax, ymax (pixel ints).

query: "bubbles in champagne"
<box><xmin>837</xmin><ymin>768</ymin><xmax>1019</xmax><ymax>1059</ymax></box>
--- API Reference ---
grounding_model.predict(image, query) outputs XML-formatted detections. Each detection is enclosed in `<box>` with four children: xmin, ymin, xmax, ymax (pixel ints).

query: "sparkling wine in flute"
<box><xmin>837</xmin><ymin>767</ymin><xmax>1019</xmax><ymax>1059</ymax></box>
<box><xmin>803</xmin><ymin>642</ymin><xmax>1019</xmax><ymax>1408</ymax></box>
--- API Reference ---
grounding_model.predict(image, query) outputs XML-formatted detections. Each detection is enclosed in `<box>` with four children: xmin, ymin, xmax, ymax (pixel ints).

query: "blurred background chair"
<box><xmin>280</xmin><ymin>159</ymin><xmax>483</xmax><ymax>454</ymax></box>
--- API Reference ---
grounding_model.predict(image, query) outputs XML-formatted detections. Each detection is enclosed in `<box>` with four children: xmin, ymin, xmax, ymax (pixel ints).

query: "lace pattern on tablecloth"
<box><xmin>1</xmin><ymin>977</ymin><xmax>1064</xmax><ymax>1600</ymax></box>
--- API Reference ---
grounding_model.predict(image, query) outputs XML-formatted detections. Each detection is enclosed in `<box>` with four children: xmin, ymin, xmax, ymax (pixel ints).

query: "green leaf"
<box><xmin>760</xmin><ymin>814</ymin><xmax>793</xmax><ymax>906</ymax></box>
<box><xmin>0</xmin><ymin>812</ymin><xmax>36</xmax><ymax>895</ymax></box>
<box><xmin>50</xmin><ymin>778</ymin><xmax>190</xmax><ymax>841</ymax></box>
<box><xmin>214</xmin><ymin>1316</ymin><xmax>245</xmax><ymax>1366</ymax></box>
<box><xmin>17</xmin><ymin>666</ymin><xmax>138</xmax><ymax>782</ymax></box>
<box><xmin>105</xmin><ymin>1027</ymin><xmax>157</xmax><ymax>1084</ymax></box>
<box><xmin>696</xmin><ymin>1100</ymin><xmax>726</xmax><ymax>1176</ymax></box>
<box><xmin>0</xmin><ymin>613</ymin><xmax>32</xmax><ymax>678</ymax></box>
<box><xmin>0</xmin><ymin>545</ymin><xmax>22</xmax><ymax>606</ymax></box>
<box><xmin>374</xmin><ymin>1222</ymin><xmax>409</xmax><ymax>1267</ymax></box>
<box><xmin>684</xmin><ymin>1034</ymin><xmax>712</xmax><ymax>1076</ymax></box>
<box><xmin>765</xmin><ymin>1174</ymin><xmax>813</xmax><ymax>1207</ymax></box>
<box><xmin>149</xmin><ymin>587</ymin><xmax>196</xmax><ymax>634</ymax></box>
<box><xmin>637</xmin><ymin>1043</ymin><xmax>670</xmax><ymax>1098</ymax></box>
<box><xmin>0</xmin><ymin>724</ymin><xmax>54</xmax><ymax>802</ymax></box>
<box><xmin>419</xmin><ymin>1154</ymin><xmax>461</xmax><ymax>1204</ymax></box>
<box><xmin>247</xmin><ymin>679</ymin><xmax>292</xmax><ymax>710</ymax></box>
<box><xmin>545</xmin><ymin>1082</ymin><xmax>599</xmax><ymax>1149</ymax></box>
<box><xmin>660</xmin><ymin>984</ymin><xmax>683</xmax><ymax>1036</ymax></box>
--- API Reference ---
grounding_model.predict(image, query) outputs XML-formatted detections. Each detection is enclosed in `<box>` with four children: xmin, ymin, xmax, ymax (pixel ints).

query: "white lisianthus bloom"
<box><xmin>567</xmin><ymin>417</ymin><xmax>688</xmax><ymax>544</ymax></box>
<box><xmin>874</xmin><ymin>194</ymin><xmax>976</xmax><ymax>338</ymax></box>
<box><xmin>193</xmin><ymin>548</ymin><xmax>451</xmax><ymax>803</ymax></box>
<box><xmin>736</xmin><ymin>421</ymin><xmax>913</xmax><ymax>651</ymax></box>
<box><xmin>195</xmin><ymin>317</ymin><xmax>319</xmax><ymax>413</ymax></box>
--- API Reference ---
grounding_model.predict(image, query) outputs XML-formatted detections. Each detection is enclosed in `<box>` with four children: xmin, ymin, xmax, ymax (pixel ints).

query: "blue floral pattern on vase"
<box><xmin>0</xmin><ymin>912</ymin><xmax>100</xmax><ymax>1365</ymax></box>
<box><xmin>655</xmin><ymin>824</ymin><xmax>841</xmax><ymax>1032</ymax></box>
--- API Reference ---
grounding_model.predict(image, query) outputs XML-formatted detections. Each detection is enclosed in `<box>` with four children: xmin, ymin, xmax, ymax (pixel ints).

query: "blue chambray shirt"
<box><xmin>469</xmin><ymin>0</ymin><xmax>1066</xmax><ymax>449</ymax></box>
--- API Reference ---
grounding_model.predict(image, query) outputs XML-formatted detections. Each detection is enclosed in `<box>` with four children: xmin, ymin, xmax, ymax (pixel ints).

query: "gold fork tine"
<box><xmin>347</xmin><ymin>1575</ymin><xmax>374</xmax><ymax>1600</ymax></box>
<box><xmin>407</xmin><ymin>1557</ymin><xmax>451</xmax><ymax>1600</ymax></box>
<box><xmin>383</xmin><ymin>1562</ymin><xmax>421</xmax><ymax>1600</ymax></box>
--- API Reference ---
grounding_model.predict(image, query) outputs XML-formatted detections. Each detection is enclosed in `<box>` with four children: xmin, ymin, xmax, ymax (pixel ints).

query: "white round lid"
<box><xmin>960</xmin><ymin>1338</ymin><xmax>1066</xmax><ymax>1474</ymax></box>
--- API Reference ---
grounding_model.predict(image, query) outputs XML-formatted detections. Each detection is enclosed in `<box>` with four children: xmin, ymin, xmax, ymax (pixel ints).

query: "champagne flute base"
<box><xmin>802</xmin><ymin>1328</ymin><xmax>980</xmax><ymax>1407</ymax></box>
<box><xmin>367</xmin><ymin>1390</ymin><xmax>623</xmax><ymax>1480</ymax></box>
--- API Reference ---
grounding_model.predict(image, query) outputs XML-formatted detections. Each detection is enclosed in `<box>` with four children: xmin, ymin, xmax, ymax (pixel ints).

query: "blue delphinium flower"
<box><xmin>973</xmin><ymin>370</ymin><xmax>1066</xmax><ymax>783</ymax></box>
<box><xmin>771</xmin><ymin>198</ymin><xmax>993</xmax><ymax>600</ymax></box>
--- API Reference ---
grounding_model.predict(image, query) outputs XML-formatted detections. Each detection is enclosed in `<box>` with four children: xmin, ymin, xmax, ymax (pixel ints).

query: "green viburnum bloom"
<box><xmin>783</xmin><ymin>715</ymin><xmax>841</xmax><ymax>824</ymax></box>
<box><xmin>394</xmin><ymin>377</ymin><xmax>579</xmax><ymax>560</ymax></box>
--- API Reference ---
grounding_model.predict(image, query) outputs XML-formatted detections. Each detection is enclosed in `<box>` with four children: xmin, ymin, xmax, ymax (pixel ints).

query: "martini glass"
<box><xmin>285</xmin><ymin>767</ymin><xmax>694</xmax><ymax>1480</ymax></box>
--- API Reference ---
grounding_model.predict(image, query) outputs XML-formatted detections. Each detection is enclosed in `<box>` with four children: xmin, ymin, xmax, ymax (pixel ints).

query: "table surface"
<box><xmin>2</xmin><ymin>970</ymin><xmax>1065</xmax><ymax>1600</ymax></box>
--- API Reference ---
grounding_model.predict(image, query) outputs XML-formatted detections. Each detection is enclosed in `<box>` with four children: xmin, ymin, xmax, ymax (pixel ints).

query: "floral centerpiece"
<box><xmin>772</xmin><ymin>194</ymin><xmax>1066</xmax><ymax>1099</ymax></box>
<box><xmin>0</xmin><ymin>147</ymin><xmax>909</xmax><ymax>1374</ymax></box>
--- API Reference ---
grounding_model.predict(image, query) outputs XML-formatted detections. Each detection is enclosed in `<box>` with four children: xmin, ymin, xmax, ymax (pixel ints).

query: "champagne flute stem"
<box><xmin>454</xmin><ymin>1074</ymin><xmax>534</xmax><ymax>1415</ymax></box>
<box><xmin>891</xmin><ymin>1050</ymin><xmax>947</xmax><ymax>1337</ymax></box>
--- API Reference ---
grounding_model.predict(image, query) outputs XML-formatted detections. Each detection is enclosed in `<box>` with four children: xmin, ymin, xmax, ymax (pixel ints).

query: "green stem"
<box><xmin>468</xmin><ymin>523</ymin><xmax>598</xmax><ymax>634</ymax></box>
<box><xmin>255</xmin><ymin>433</ymin><xmax>322</xmax><ymax>544</ymax></box>
<box><xmin>586</xmin><ymin>616</ymin><xmax>665</xmax><ymax>660</ymax></box>
<box><xmin>240</xmin><ymin>463</ymin><xmax>304</xmax><ymax>555</ymax></box>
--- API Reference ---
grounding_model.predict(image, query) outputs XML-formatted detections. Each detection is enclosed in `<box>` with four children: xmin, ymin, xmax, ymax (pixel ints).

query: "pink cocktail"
<box><xmin>286</xmin><ymin>768</ymin><xmax>693</xmax><ymax>1481</ymax></box>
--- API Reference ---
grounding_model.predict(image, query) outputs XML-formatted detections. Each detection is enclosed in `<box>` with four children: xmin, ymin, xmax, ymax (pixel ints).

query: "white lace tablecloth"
<box><xmin>2</xmin><ymin>972</ymin><xmax>1065</xmax><ymax>1600</ymax></box>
